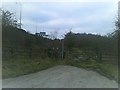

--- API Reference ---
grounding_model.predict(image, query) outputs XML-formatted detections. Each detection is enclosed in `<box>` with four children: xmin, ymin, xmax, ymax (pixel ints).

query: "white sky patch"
<box><xmin>41</xmin><ymin>18</ymin><xmax>79</xmax><ymax>27</ymax></box>
<box><xmin>1</xmin><ymin>0</ymin><xmax>119</xmax><ymax>3</ymax></box>
<box><xmin>23</xmin><ymin>4</ymin><xmax>59</xmax><ymax>18</ymax></box>
<box><xmin>1</xmin><ymin>1</ymin><xmax>118</xmax><ymax>38</ymax></box>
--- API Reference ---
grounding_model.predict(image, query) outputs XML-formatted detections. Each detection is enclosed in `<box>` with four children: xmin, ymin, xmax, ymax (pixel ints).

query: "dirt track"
<box><xmin>2</xmin><ymin>65</ymin><xmax>118</xmax><ymax>88</ymax></box>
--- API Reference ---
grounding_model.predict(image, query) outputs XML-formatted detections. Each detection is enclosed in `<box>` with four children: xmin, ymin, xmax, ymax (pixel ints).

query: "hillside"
<box><xmin>2</xmin><ymin>25</ymin><xmax>119</xmax><ymax>83</ymax></box>
<box><xmin>2</xmin><ymin>26</ymin><xmax>52</xmax><ymax>59</ymax></box>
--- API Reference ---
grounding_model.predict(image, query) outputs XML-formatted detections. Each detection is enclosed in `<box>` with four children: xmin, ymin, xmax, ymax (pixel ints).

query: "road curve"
<box><xmin>2</xmin><ymin>65</ymin><xmax>118</xmax><ymax>88</ymax></box>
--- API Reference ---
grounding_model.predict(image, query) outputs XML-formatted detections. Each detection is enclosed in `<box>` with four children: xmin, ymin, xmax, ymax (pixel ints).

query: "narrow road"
<box><xmin>2</xmin><ymin>65</ymin><xmax>118</xmax><ymax>88</ymax></box>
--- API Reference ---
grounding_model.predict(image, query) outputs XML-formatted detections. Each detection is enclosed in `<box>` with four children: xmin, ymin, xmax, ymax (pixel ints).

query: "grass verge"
<box><xmin>2</xmin><ymin>58</ymin><xmax>119</xmax><ymax>83</ymax></box>
<box><xmin>2</xmin><ymin>58</ymin><xmax>58</xmax><ymax>79</ymax></box>
<box><xmin>63</xmin><ymin>59</ymin><xmax>119</xmax><ymax>83</ymax></box>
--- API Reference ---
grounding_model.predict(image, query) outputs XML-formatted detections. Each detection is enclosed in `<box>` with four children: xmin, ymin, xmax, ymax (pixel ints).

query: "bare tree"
<box><xmin>1</xmin><ymin>9</ymin><xmax>18</xmax><ymax>27</ymax></box>
<box><xmin>50</xmin><ymin>30</ymin><xmax>58</xmax><ymax>40</ymax></box>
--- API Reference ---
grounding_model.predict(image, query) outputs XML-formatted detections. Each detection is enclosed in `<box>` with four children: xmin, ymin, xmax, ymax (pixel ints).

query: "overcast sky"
<box><xmin>2</xmin><ymin>1</ymin><xmax>118</xmax><ymax>38</ymax></box>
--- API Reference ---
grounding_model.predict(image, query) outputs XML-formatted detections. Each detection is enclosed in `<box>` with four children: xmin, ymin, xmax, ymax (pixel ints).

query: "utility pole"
<box><xmin>118</xmin><ymin>1</ymin><xmax>120</xmax><ymax>28</ymax></box>
<box><xmin>36</xmin><ymin>19</ymin><xmax>38</xmax><ymax>34</ymax></box>
<box><xmin>16</xmin><ymin>2</ymin><xmax>22</xmax><ymax>29</ymax></box>
<box><xmin>61</xmin><ymin>39</ymin><xmax>64</xmax><ymax>59</ymax></box>
<box><xmin>61</xmin><ymin>35</ymin><xmax>65</xmax><ymax>59</ymax></box>
<box><xmin>20</xmin><ymin>3</ymin><xmax>22</xmax><ymax>29</ymax></box>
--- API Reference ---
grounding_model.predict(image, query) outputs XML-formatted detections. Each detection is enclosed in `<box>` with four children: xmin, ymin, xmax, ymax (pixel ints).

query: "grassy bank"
<box><xmin>2</xmin><ymin>58</ymin><xmax>119</xmax><ymax>83</ymax></box>
<box><xmin>2</xmin><ymin>58</ymin><xmax>58</xmax><ymax>79</ymax></box>
<box><xmin>64</xmin><ymin>59</ymin><xmax>119</xmax><ymax>83</ymax></box>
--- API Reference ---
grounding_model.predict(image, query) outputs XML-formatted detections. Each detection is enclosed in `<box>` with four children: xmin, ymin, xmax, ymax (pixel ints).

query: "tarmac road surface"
<box><xmin>2</xmin><ymin>65</ymin><xmax>118</xmax><ymax>88</ymax></box>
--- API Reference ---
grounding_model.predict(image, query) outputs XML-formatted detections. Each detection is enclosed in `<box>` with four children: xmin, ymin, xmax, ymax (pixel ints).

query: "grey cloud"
<box><xmin>2</xmin><ymin>2</ymin><xmax>117</xmax><ymax>38</ymax></box>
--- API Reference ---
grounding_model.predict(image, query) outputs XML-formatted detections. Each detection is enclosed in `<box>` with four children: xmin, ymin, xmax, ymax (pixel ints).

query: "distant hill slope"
<box><xmin>2</xmin><ymin>26</ymin><xmax>52</xmax><ymax>59</ymax></box>
<box><xmin>3</xmin><ymin>26</ymin><xmax>28</xmax><ymax>48</ymax></box>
